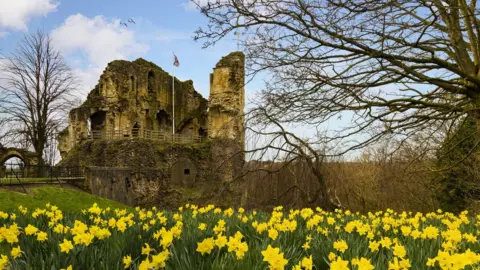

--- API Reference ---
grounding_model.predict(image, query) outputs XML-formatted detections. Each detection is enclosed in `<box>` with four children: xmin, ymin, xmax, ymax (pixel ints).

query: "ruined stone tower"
<box><xmin>208</xmin><ymin>52</ymin><xmax>245</xmax><ymax>146</ymax></box>
<box><xmin>208</xmin><ymin>52</ymin><xmax>245</xmax><ymax>184</ymax></box>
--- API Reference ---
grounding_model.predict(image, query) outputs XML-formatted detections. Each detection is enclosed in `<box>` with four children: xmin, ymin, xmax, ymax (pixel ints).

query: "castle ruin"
<box><xmin>58</xmin><ymin>52</ymin><xmax>246</xmax><ymax>207</ymax></box>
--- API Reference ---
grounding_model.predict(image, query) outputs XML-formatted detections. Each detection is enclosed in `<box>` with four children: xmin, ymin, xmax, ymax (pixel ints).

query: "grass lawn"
<box><xmin>0</xmin><ymin>187</ymin><xmax>129</xmax><ymax>212</ymax></box>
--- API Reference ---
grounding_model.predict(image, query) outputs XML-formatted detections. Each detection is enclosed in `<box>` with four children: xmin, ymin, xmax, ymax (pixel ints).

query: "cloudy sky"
<box><xmin>0</xmin><ymin>0</ymin><xmax>245</xmax><ymax>100</ymax></box>
<box><xmin>0</xmin><ymin>0</ymin><xmax>354</xmax><ymax>155</ymax></box>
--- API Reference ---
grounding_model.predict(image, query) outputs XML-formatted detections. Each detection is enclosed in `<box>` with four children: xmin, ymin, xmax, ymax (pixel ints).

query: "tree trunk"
<box><xmin>310</xmin><ymin>160</ymin><xmax>338</xmax><ymax>211</ymax></box>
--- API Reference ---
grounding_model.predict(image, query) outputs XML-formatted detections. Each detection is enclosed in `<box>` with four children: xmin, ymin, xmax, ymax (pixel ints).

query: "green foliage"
<box><xmin>0</xmin><ymin>205</ymin><xmax>478</xmax><ymax>269</ymax></box>
<box><xmin>436</xmin><ymin>116</ymin><xmax>480</xmax><ymax>212</ymax></box>
<box><xmin>0</xmin><ymin>187</ymin><xmax>128</xmax><ymax>212</ymax></box>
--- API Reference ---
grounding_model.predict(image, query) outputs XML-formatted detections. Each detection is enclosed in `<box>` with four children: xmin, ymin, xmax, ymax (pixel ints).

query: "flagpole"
<box><xmin>172</xmin><ymin>53</ymin><xmax>179</xmax><ymax>138</ymax></box>
<box><xmin>172</xmin><ymin>65</ymin><xmax>175</xmax><ymax>137</ymax></box>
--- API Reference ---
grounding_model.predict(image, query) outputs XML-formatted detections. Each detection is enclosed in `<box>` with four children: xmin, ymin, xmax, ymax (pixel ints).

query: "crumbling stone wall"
<box><xmin>58</xmin><ymin>58</ymin><xmax>209</xmax><ymax>159</ymax></box>
<box><xmin>63</xmin><ymin>140</ymin><xmax>242</xmax><ymax>208</ymax></box>
<box><xmin>57</xmin><ymin>52</ymin><xmax>246</xmax><ymax>208</ymax></box>
<box><xmin>208</xmin><ymin>52</ymin><xmax>245</xmax><ymax>144</ymax></box>
<box><xmin>88</xmin><ymin>167</ymin><xmax>134</xmax><ymax>205</ymax></box>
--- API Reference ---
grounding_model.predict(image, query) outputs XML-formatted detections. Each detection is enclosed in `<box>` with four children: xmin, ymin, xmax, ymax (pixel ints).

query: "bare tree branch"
<box><xmin>0</xmin><ymin>30</ymin><xmax>77</xmax><ymax>164</ymax></box>
<box><xmin>194</xmin><ymin>0</ymin><xmax>480</xmax><ymax>155</ymax></box>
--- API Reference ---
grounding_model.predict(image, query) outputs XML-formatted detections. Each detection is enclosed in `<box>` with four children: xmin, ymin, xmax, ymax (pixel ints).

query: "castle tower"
<box><xmin>208</xmin><ymin>52</ymin><xmax>245</xmax><ymax>189</ymax></box>
<box><xmin>208</xmin><ymin>52</ymin><xmax>245</xmax><ymax>148</ymax></box>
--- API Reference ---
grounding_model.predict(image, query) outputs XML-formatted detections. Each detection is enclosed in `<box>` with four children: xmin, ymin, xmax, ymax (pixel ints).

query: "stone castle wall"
<box><xmin>64</xmin><ymin>140</ymin><xmax>244</xmax><ymax>208</ymax></box>
<box><xmin>58</xmin><ymin>58</ymin><xmax>210</xmax><ymax>158</ymax></box>
<box><xmin>58</xmin><ymin>52</ymin><xmax>246</xmax><ymax>208</ymax></box>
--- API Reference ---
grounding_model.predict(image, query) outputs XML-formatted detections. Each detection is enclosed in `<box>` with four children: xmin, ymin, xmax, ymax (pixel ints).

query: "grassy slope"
<box><xmin>0</xmin><ymin>187</ymin><xmax>129</xmax><ymax>212</ymax></box>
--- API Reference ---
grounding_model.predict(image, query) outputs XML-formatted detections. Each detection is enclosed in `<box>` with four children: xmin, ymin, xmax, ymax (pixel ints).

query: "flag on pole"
<box><xmin>173</xmin><ymin>53</ymin><xmax>180</xmax><ymax>67</ymax></box>
<box><xmin>172</xmin><ymin>53</ymin><xmax>178</xmax><ymax>136</ymax></box>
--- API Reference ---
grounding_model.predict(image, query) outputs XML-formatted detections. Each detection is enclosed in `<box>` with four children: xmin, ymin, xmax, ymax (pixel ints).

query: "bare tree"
<box><xmin>194</xmin><ymin>0</ymin><xmax>480</xmax><ymax>155</ymax></box>
<box><xmin>0</xmin><ymin>31</ymin><xmax>76</xmax><ymax>165</ymax></box>
<box><xmin>240</xmin><ymin>108</ymin><xmax>341</xmax><ymax>210</ymax></box>
<box><xmin>0</xmin><ymin>60</ymin><xmax>11</xmax><ymax>145</ymax></box>
<box><xmin>0</xmin><ymin>117</ymin><xmax>9</xmax><ymax>144</ymax></box>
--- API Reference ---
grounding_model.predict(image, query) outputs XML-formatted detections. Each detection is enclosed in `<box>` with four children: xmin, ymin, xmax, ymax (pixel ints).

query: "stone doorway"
<box><xmin>132</xmin><ymin>122</ymin><xmax>140</xmax><ymax>138</ymax></box>
<box><xmin>156</xmin><ymin>110</ymin><xmax>170</xmax><ymax>131</ymax></box>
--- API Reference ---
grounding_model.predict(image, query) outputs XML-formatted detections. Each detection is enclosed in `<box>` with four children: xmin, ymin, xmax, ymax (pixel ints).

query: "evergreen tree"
<box><xmin>436</xmin><ymin>116</ymin><xmax>480</xmax><ymax>212</ymax></box>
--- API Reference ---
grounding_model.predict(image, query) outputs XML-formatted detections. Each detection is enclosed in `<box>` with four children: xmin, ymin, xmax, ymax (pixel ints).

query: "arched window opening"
<box><xmin>148</xmin><ymin>71</ymin><xmax>155</xmax><ymax>93</ymax></box>
<box><xmin>129</xmin><ymin>76</ymin><xmax>135</xmax><ymax>92</ymax></box>
<box><xmin>89</xmin><ymin>112</ymin><xmax>106</xmax><ymax>139</ymax></box>
<box><xmin>2</xmin><ymin>156</ymin><xmax>23</xmax><ymax>167</ymax></box>
<box><xmin>132</xmin><ymin>122</ymin><xmax>140</xmax><ymax>138</ymax></box>
<box><xmin>135</xmin><ymin>79</ymin><xmax>140</xmax><ymax>106</ymax></box>
<box><xmin>156</xmin><ymin>110</ymin><xmax>170</xmax><ymax>131</ymax></box>
<box><xmin>198</xmin><ymin>127</ymin><xmax>207</xmax><ymax>137</ymax></box>
<box><xmin>1</xmin><ymin>156</ymin><xmax>25</xmax><ymax>179</ymax></box>
<box><xmin>90</xmin><ymin>112</ymin><xmax>107</xmax><ymax>131</ymax></box>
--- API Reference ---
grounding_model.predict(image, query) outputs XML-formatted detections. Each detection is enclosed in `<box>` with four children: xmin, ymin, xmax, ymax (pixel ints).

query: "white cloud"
<box><xmin>52</xmin><ymin>14</ymin><xmax>148</xmax><ymax>67</ymax></box>
<box><xmin>0</xmin><ymin>0</ymin><xmax>58</xmax><ymax>30</ymax></box>
<box><xmin>51</xmin><ymin>14</ymin><xmax>149</xmax><ymax>97</ymax></box>
<box><xmin>0</xmin><ymin>32</ymin><xmax>8</xmax><ymax>39</ymax></box>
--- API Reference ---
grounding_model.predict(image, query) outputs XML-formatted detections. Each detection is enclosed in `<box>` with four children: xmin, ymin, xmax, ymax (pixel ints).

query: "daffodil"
<box><xmin>123</xmin><ymin>255</ymin><xmax>132</xmax><ymax>269</ymax></box>
<box><xmin>36</xmin><ymin>231</ymin><xmax>48</xmax><ymax>242</ymax></box>
<box><xmin>10</xmin><ymin>246</ymin><xmax>21</xmax><ymax>259</ymax></box>
<box><xmin>198</xmin><ymin>223</ymin><xmax>207</xmax><ymax>231</ymax></box>
<box><xmin>352</xmin><ymin>257</ymin><xmax>374</xmax><ymax>270</ymax></box>
<box><xmin>197</xmin><ymin>237</ymin><xmax>215</xmax><ymax>255</ymax></box>
<box><xmin>330</xmin><ymin>257</ymin><xmax>349</xmax><ymax>270</ymax></box>
<box><xmin>142</xmin><ymin>243</ymin><xmax>151</xmax><ymax>256</ymax></box>
<box><xmin>261</xmin><ymin>245</ymin><xmax>288</xmax><ymax>270</ymax></box>
<box><xmin>59</xmin><ymin>239</ymin><xmax>74</xmax><ymax>254</ymax></box>
<box><xmin>333</xmin><ymin>240</ymin><xmax>348</xmax><ymax>253</ymax></box>
<box><xmin>24</xmin><ymin>224</ymin><xmax>38</xmax><ymax>236</ymax></box>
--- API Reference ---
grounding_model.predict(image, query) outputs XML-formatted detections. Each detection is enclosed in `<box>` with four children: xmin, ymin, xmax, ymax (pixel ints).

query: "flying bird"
<box><xmin>121</xmin><ymin>22</ymin><xmax>128</xmax><ymax>27</ymax></box>
<box><xmin>128</xmin><ymin>18</ymin><xmax>136</xmax><ymax>24</ymax></box>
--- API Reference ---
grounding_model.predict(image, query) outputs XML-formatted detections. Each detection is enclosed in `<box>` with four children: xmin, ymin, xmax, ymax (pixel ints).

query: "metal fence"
<box><xmin>85</xmin><ymin>128</ymin><xmax>202</xmax><ymax>144</ymax></box>
<box><xmin>0</xmin><ymin>164</ymin><xmax>85</xmax><ymax>191</ymax></box>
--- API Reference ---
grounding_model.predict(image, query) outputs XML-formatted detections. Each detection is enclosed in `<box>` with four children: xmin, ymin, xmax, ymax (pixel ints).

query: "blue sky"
<box><xmin>0</xmin><ymin>0</ymin><xmax>245</xmax><ymax>100</ymax></box>
<box><xmin>0</xmin><ymin>0</ymin><xmax>365</xmax><ymax>158</ymax></box>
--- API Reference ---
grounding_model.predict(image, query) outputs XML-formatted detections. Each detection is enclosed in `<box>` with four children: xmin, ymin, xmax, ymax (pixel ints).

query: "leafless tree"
<box><xmin>194</xmin><ymin>0</ymin><xmax>480</xmax><ymax>155</ymax></box>
<box><xmin>0</xmin><ymin>116</ymin><xmax>9</xmax><ymax>144</ymax></box>
<box><xmin>0</xmin><ymin>31</ymin><xmax>76</xmax><ymax>165</ymax></box>
<box><xmin>241</xmin><ymin>108</ymin><xmax>342</xmax><ymax>210</ymax></box>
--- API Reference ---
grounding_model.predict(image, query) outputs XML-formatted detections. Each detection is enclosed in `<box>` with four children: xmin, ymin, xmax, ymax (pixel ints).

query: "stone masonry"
<box><xmin>58</xmin><ymin>52</ymin><xmax>246</xmax><ymax>207</ymax></box>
